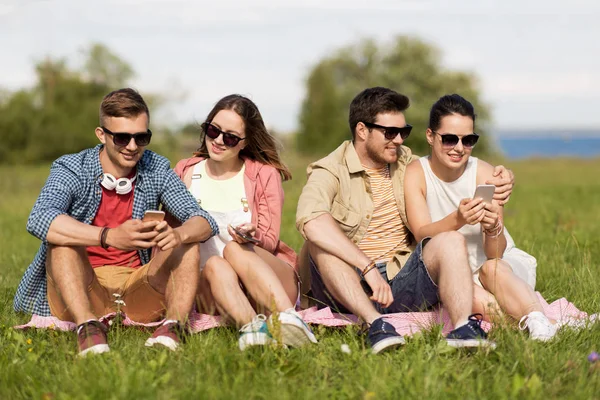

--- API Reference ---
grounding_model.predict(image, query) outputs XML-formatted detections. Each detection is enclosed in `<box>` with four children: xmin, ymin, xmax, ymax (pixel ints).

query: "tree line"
<box><xmin>0</xmin><ymin>37</ymin><xmax>490</xmax><ymax>164</ymax></box>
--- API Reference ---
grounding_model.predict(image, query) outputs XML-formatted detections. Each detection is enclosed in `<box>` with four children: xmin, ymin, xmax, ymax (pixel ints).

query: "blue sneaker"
<box><xmin>238</xmin><ymin>314</ymin><xmax>275</xmax><ymax>351</ymax></box>
<box><xmin>446</xmin><ymin>314</ymin><xmax>496</xmax><ymax>349</ymax></box>
<box><xmin>368</xmin><ymin>317</ymin><xmax>405</xmax><ymax>354</ymax></box>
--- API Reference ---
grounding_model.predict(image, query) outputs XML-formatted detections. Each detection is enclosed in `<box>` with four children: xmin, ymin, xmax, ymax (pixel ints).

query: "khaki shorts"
<box><xmin>47</xmin><ymin>263</ymin><xmax>166</xmax><ymax>323</ymax></box>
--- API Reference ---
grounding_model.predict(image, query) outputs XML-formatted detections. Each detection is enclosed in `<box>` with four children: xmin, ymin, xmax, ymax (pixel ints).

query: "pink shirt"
<box><xmin>174</xmin><ymin>157</ymin><xmax>297</xmax><ymax>269</ymax></box>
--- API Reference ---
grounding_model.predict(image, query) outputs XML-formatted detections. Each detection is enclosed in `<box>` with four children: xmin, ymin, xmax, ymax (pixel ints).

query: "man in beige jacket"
<box><xmin>296</xmin><ymin>87</ymin><xmax>513</xmax><ymax>353</ymax></box>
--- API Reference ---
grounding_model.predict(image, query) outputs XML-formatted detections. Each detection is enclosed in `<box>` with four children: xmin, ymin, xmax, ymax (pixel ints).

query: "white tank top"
<box><xmin>419</xmin><ymin>156</ymin><xmax>518</xmax><ymax>272</ymax></box>
<box><xmin>188</xmin><ymin>160</ymin><xmax>252</xmax><ymax>268</ymax></box>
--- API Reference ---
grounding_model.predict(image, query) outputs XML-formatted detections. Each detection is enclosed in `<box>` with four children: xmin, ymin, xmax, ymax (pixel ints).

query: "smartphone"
<box><xmin>228</xmin><ymin>224</ymin><xmax>260</xmax><ymax>244</ymax></box>
<box><xmin>473</xmin><ymin>184</ymin><xmax>495</xmax><ymax>204</ymax></box>
<box><xmin>143</xmin><ymin>210</ymin><xmax>165</xmax><ymax>222</ymax></box>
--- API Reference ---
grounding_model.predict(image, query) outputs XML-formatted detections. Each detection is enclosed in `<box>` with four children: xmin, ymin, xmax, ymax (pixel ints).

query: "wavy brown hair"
<box><xmin>193</xmin><ymin>94</ymin><xmax>292</xmax><ymax>181</ymax></box>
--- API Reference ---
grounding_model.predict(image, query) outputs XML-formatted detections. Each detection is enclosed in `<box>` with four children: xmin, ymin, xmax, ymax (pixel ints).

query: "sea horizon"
<box><xmin>493</xmin><ymin>129</ymin><xmax>600</xmax><ymax>159</ymax></box>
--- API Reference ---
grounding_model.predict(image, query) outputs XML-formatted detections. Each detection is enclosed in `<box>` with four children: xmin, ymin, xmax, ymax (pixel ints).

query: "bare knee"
<box><xmin>480</xmin><ymin>259</ymin><xmax>511</xmax><ymax>279</ymax></box>
<box><xmin>47</xmin><ymin>244</ymin><xmax>86</xmax><ymax>260</ymax></box>
<box><xmin>435</xmin><ymin>231</ymin><xmax>466</xmax><ymax>251</ymax></box>
<box><xmin>422</xmin><ymin>231</ymin><xmax>467</xmax><ymax>269</ymax></box>
<box><xmin>203</xmin><ymin>256</ymin><xmax>238</xmax><ymax>283</ymax></box>
<box><xmin>223</xmin><ymin>241</ymin><xmax>245</xmax><ymax>261</ymax></box>
<box><xmin>46</xmin><ymin>245</ymin><xmax>90</xmax><ymax>278</ymax></box>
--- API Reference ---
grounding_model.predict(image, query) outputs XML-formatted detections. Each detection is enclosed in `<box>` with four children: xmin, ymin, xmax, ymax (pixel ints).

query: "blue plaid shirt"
<box><xmin>14</xmin><ymin>145</ymin><xmax>219</xmax><ymax>316</ymax></box>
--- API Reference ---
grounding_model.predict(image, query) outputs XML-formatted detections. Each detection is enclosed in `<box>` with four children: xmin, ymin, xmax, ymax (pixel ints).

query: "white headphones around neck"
<box><xmin>101</xmin><ymin>173</ymin><xmax>137</xmax><ymax>195</ymax></box>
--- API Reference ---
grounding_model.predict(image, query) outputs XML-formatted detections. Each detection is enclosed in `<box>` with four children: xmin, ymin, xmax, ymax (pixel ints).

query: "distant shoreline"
<box><xmin>493</xmin><ymin>129</ymin><xmax>600</xmax><ymax>138</ymax></box>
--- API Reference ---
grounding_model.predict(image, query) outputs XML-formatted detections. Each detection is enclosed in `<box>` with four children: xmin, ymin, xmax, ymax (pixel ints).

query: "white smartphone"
<box><xmin>143</xmin><ymin>210</ymin><xmax>165</xmax><ymax>222</ymax></box>
<box><xmin>473</xmin><ymin>184</ymin><xmax>495</xmax><ymax>204</ymax></box>
<box><xmin>228</xmin><ymin>224</ymin><xmax>260</xmax><ymax>244</ymax></box>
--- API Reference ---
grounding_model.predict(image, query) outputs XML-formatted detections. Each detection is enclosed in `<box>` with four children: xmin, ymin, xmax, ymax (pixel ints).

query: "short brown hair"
<box><xmin>99</xmin><ymin>88</ymin><xmax>150</xmax><ymax>126</ymax></box>
<box><xmin>349</xmin><ymin>87</ymin><xmax>410</xmax><ymax>139</ymax></box>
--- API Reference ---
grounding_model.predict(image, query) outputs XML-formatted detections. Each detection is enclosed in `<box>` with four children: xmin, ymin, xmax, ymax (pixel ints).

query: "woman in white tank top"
<box><xmin>404</xmin><ymin>94</ymin><xmax>560</xmax><ymax>341</ymax></box>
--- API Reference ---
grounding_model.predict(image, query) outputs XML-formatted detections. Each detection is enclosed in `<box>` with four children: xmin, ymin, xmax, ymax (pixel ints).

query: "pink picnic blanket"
<box><xmin>14</xmin><ymin>292</ymin><xmax>590</xmax><ymax>336</ymax></box>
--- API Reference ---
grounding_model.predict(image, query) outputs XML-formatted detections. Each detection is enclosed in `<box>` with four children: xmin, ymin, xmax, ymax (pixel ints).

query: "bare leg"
<box><xmin>203</xmin><ymin>255</ymin><xmax>256</xmax><ymax>326</ymax></box>
<box><xmin>472</xmin><ymin>284</ymin><xmax>503</xmax><ymax>322</ymax></box>
<box><xmin>479</xmin><ymin>259</ymin><xmax>547</xmax><ymax>321</ymax></box>
<box><xmin>309</xmin><ymin>243</ymin><xmax>381</xmax><ymax>324</ymax></box>
<box><xmin>223</xmin><ymin>242</ymin><xmax>296</xmax><ymax>313</ymax></box>
<box><xmin>46</xmin><ymin>245</ymin><xmax>98</xmax><ymax>325</ymax></box>
<box><xmin>421</xmin><ymin>232</ymin><xmax>473</xmax><ymax>327</ymax></box>
<box><xmin>146</xmin><ymin>243</ymin><xmax>200</xmax><ymax>323</ymax></box>
<box><xmin>196</xmin><ymin>271</ymin><xmax>217</xmax><ymax>315</ymax></box>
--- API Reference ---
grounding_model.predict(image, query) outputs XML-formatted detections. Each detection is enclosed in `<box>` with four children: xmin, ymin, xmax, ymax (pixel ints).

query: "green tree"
<box><xmin>0</xmin><ymin>44</ymin><xmax>136</xmax><ymax>163</ymax></box>
<box><xmin>296</xmin><ymin>36</ymin><xmax>491</xmax><ymax>156</ymax></box>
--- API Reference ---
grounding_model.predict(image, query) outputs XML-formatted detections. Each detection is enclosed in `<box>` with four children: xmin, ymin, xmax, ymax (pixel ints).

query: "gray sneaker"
<box><xmin>271</xmin><ymin>309</ymin><xmax>318</xmax><ymax>347</ymax></box>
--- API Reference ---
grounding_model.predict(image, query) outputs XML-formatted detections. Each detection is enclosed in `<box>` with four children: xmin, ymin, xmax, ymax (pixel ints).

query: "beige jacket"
<box><xmin>296</xmin><ymin>140</ymin><xmax>418</xmax><ymax>280</ymax></box>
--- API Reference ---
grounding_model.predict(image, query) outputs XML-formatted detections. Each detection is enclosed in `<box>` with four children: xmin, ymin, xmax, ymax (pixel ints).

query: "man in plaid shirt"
<box><xmin>14</xmin><ymin>88</ymin><xmax>218</xmax><ymax>356</ymax></box>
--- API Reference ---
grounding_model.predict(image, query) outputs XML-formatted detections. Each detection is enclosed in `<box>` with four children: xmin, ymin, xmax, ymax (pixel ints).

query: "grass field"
<box><xmin>1</xmin><ymin>153</ymin><xmax>599</xmax><ymax>399</ymax></box>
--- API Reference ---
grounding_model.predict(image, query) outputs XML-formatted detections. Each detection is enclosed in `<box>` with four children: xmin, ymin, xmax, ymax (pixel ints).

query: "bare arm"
<box><xmin>477</xmin><ymin>161</ymin><xmax>507</xmax><ymax>258</ymax></box>
<box><xmin>175</xmin><ymin>216</ymin><xmax>212</xmax><ymax>244</ymax></box>
<box><xmin>404</xmin><ymin>160</ymin><xmax>485</xmax><ymax>241</ymax></box>
<box><xmin>46</xmin><ymin>215</ymin><xmax>107</xmax><ymax>247</ymax></box>
<box><xmin>303</xmin><ymin>214</ymin><xmax>371</xmax><ymax>270</ymax></box>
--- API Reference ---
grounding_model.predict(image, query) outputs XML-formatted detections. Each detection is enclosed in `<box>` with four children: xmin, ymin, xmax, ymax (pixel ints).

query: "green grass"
<box><xmin>1</xmin><ymin>154</ymin><xmax>600</xmax><ymax>399</ymax></box>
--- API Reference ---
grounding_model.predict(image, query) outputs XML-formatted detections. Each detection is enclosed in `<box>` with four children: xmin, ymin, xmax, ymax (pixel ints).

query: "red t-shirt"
<box><xmin>87</xmin><ymin>175</ymin><xmax>142</xmax><ymax>269</ymax></box>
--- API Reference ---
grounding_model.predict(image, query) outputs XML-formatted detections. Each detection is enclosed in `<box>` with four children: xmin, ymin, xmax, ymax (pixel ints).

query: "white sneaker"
<box><xmin>556</xmin><ymin>313</ymin><xmax>599</xmax><ymax>330</ymax></box>
<box><xmin>271</xmin><ymin>308</ymin><xmax>318</xmax><ymax>347</ymax></box>
<box><xmin>519</xmin><ymin>311</ymin><xmax>557</xmax><ymax>341</ymax></box>
<box><xmin>238</xmin><ymin>314</ymin><xmax>275</xmax><ymax>351</ymax></box>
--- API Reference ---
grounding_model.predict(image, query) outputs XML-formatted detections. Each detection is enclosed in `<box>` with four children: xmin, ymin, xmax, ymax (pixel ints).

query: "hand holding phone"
<box><xmin>228</xmin><ymin>224</ymin><xmax>260</xmax><ymax>244</ymax></box>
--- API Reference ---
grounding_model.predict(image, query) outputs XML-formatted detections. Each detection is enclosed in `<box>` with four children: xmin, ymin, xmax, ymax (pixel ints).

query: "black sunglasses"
<box><xmin>203</xmin><ymin>123</ymin><xmax>246</xmax><ymax>148</ymax></box>
<box><xmin>101</xmin><ymin>127</ymin><xmax>152</xmax><ymax>147</ymax></box>
<box><xmin>433</xmin><ymin>131</ymin><xmax>479</xmax><ymax>148</ymax></box>
<box><xmin>363</xmin><ymin>121</ymin><xmax>412</xmax><ymax>141</ymax></box>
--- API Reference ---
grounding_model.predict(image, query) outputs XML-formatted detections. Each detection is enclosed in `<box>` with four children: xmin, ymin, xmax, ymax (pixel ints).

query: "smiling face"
<box><xmin>95</xmin><ymin>113</ymin><xmax>149</xmax><ymax>176</ymax></box>
<box><xmin>358</xmin><ymin>112</ymin><xmax>407</xmax><ymax>168</ymax></box>
<box><xmin>427</xmin><ymin>112</ymin><xmax>475</xmax><ymax>174</ymax></box>
<box><xmin>205</xmin><ymin>109</ymin><xmax>246</xmax><ymax>163</ymax></box>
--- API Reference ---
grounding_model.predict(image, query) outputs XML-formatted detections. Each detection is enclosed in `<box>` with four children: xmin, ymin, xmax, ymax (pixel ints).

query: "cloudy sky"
<box><xmin>1</xmin><ymin>0</ymin><xmax>599</xmax><ymax>133</ymax></box>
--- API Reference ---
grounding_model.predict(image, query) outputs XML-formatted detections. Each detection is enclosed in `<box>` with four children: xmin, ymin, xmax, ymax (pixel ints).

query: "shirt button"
<box><xmin>366</xmin><ymin>215</ymin><xmax>371</xmax><ymax>219</ymax></box>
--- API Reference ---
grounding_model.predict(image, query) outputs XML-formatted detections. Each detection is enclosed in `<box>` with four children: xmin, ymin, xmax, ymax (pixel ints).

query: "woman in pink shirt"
<box><xmin>174</xmin><ymin>94</ymin><xmax>316</xmax><ymax>350</ymax></box>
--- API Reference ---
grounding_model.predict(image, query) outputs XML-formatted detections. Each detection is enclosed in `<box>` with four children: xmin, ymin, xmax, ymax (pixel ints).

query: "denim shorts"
<box><xmin>309</xmin><ymin>238</ymin><xmax>439</xmax><ymax>314</ymax></box>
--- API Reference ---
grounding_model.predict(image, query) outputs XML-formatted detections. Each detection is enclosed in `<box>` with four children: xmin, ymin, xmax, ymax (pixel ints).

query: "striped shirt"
<box><xmin>14</xmin><ymin>145</ymin><xmax>219</xmax><ymax>317</ymax></box>
<box><xmin>358</xmin><ymin>165</ymin><xmax>410</xmax><ymax>263</ymax></box>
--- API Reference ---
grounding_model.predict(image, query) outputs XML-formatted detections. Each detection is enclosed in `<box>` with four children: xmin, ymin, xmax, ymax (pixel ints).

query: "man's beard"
<box><xmin>365</xmin><ymin>142</ymin><xmax>397</xmax><ymax>167</ymax></box>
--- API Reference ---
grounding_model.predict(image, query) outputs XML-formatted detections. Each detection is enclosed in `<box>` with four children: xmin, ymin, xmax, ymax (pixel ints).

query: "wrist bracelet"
<box><xmin>360</xmin><ymin>260</ymin><xmax>377</xmax><ymax>278</ymax></box>
<box><xmin>100</xmin><ymin>227</ymin><xmax>110</xmax><ymax>249</ymax></box>
<box><xmin>484</xmin><ymin>221</ymin><xmax>503</xmax><ymax>238</ymax></box>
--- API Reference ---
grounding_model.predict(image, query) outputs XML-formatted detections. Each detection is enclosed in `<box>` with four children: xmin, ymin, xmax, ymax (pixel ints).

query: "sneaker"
<box><xmin>367</xmin><ymin>317</ymin><xmax>405</xmax><ymax>354</ymax></box>
<box><xmin>77</xmin><ymin>320</ymin><xmax>110</xmax><ymax>357</ymax></box>
<box><xmin>271</xmin><ymin>309</ymin><xmax>318</xmax><ymax>347</ymax></box>
<box><xmin>238</xmin><ymin>314</ymin><xmax>275</xmax><ymax>351</ymax></box>
<box><xmin>519</xmin><ymin>311</ymin><xmax>557</xmax><ymax>341</ymax></box>
<box><xmin>144</xmin><ymin>321</ymin><xmax>185</xmax><ymax>351</ymax></box>
<box><xmin>556</xmin><ymin>313</ymin><xmax>599</xmax><ymax>330</ymax></box>
<box><xmin>446</xmin><ymin>314</ymin><xmax>496</xmax><ymax>349</ymax></box>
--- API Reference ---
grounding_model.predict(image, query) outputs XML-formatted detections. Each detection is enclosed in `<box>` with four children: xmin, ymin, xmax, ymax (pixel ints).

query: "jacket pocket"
<box><xmin>331</xmin><ymin>200</ymin><xmax>361</xmax><ymax>233</ymax></box>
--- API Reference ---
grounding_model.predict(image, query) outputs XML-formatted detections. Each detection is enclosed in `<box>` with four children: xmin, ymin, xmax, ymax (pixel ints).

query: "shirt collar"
<box><xmin>344</xmin><ymin>141</ymin><xmax>365</xmax><ymax>174</ymax></box>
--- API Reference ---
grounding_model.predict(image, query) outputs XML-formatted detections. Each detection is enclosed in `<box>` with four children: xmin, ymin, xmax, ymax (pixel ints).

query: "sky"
<box><xmin>1</xmin><ymin>0</ymin><xmax>599</xmax><ymax>134</ymax></box>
